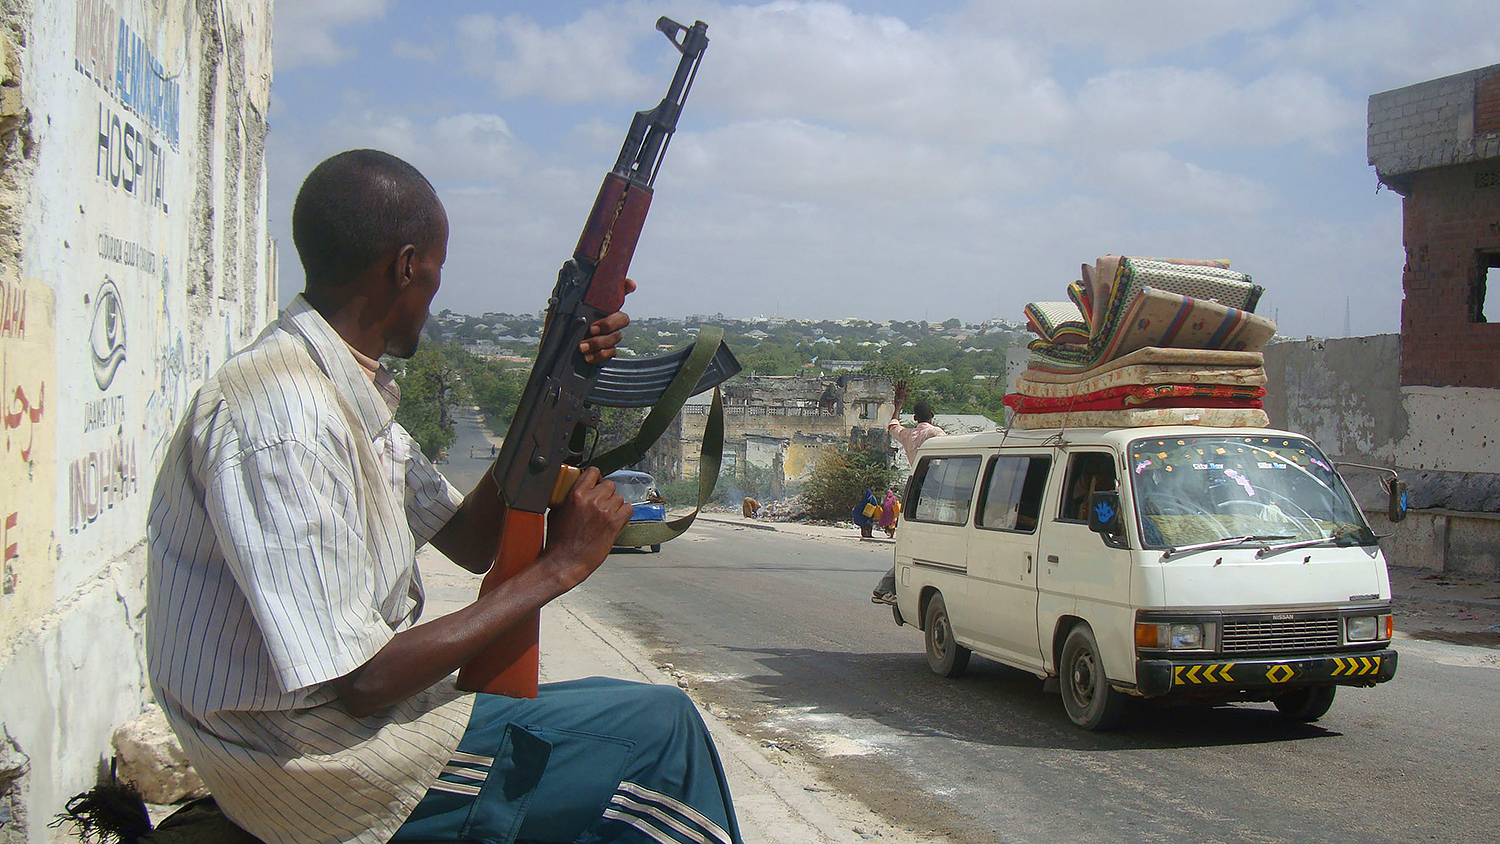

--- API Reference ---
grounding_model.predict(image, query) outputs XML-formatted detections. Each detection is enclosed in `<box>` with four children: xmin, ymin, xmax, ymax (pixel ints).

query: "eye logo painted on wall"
<box><xmin>89</xmin><ymin>279</ymin><xmax>126</xmax><ymax>390</ymax></box>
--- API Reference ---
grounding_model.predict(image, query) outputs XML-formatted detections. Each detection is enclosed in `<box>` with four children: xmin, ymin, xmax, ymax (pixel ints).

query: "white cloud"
<box><xmin>1075</xmin><ymin>67</ymin><xmax>1361</xmax><ymax>151</ymax></box>
<box><xmin>663</xmin><ymin>119</ymin><xmax>1049</xmax><ymax>203</ymax></box>
<box><xmin>698</xmin><ymin>3</ymin><xmax>1070</xmax><ymax>145</ymax></box>
<box><xmin>1250</xmin><ymin>0</ymin><xmax>1500</xmax><ymax>90</ymax></box>
<box><xmin>273</xmin><ymin>0</ymin><xmax>389</xmax><ymax>71</ymax></box>
<box><xmin>453</xmin><ymin>9</ymin><xmax>656</xmax><ymax>102</ymax></box>
<box><xmin>946</xmin><ymin>0</ymin><xmax>1303</xmax><ymax>61</ymax></box>
<box><xmin>1090</xmin><ymin>149</ymin><xmax>1276</xmax><ymax>217</ymax></box>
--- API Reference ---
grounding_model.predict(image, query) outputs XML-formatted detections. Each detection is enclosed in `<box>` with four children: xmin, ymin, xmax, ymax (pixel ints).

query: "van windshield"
<box><xmin>1128</xmin><ymin>435</ymin><xmax>1374</xmax><ymax>551</ymax></box>
<box><xmin>610</xmin><ymin>477</ymin><xmax>659</xmax><ymax>505</ymax></box>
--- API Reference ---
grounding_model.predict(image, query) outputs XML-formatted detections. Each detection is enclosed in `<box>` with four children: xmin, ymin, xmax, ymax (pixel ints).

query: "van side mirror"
<box><xmin>1088</xmin><ymin>491</ymin><xmax>1125</xmax><ymax>546</ymax></box>
<box><xmin>1386</xmin><ymin>478</ymin><xmax>1408</xmax><ymax>523</ymax></box>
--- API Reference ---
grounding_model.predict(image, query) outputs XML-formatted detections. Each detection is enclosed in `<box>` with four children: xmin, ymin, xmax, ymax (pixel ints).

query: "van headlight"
<box><xmin>1346</xmin><ymin>614</ymin><xmax>1393</xmax><ymax>642</ymax></box>
<box><xmin>1135</xmin><ymin>622</ymin><xmax>1204</xmax><ymax>650</ymax></box>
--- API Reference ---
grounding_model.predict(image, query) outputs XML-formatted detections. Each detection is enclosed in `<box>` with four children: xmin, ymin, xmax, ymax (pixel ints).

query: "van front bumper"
<box><xmin>1135</xmin><ymin>649</ymin><xmax>1397</xmax><ymax>697</ymax></box>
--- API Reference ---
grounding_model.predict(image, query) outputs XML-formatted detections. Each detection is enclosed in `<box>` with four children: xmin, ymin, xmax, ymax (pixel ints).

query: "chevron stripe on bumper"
<box><xmin>1136</xmin><ymin>649</ymin><xmax>1398</xmax><ymax>697</ymax></box>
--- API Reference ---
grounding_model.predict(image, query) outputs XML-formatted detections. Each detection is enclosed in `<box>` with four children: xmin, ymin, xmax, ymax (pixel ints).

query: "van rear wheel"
<box><xmin>1273</xmin><ymin>686</ymin><xmax>1336</xmax><ymax>722</ymax></box>
<box><xmin>924</xmin><ymin>593</ymin><xmax>970</xmax><ymax>678</ymax></box>
<box><xmin>1060</xmin><ymin>623</ymin><xmax>1130</xmax><ymax>731</ymax></box>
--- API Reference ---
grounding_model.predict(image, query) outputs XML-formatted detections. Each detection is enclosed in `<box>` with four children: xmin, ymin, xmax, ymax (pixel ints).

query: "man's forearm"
<box><xmin>430</xmin><ymin>472</ymin><xmax>505</xmax><ymax>574</ymax></box>
<box><xmin>331</xmin><ymin>557</ymin><xmax>569</xmax><ymax>716</ymax></box>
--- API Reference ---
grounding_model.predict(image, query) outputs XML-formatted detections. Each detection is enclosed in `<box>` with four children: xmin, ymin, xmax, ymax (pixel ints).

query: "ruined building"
<box><xmin>1</xmin><ymin>3</ymin><xmax>274</xmax><ymax>840</ymax></box>
<box><xmin>639</xmin><ymin>374</ymin><xmax>897</xmax><ymax>495</ymax></box>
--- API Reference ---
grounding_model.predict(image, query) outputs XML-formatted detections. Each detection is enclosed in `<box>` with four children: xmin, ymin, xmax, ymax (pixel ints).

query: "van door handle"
<box><xmin>1047</xmin><ymin>555</ymin><xmax>1059</xmax><ymax>564</ymax></box>
<box><xmin>1025</xmin><ymin>552</ymin><xmax>1033</xmax><ymax>574</ymax></box>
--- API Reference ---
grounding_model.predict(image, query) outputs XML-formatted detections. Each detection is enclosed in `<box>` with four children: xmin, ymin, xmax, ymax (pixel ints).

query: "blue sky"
<box><xmin>267</xmin><ymin>1</ymin><xmax>1500</xmax><ymax>337</ymax></box>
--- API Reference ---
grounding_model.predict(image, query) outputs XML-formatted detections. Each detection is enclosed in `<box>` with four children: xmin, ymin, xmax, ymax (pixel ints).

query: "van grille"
<box><xmin>1221</xmin><ymin>617</ymin><xmax>1340</xmax><ymax>653</ymax></box>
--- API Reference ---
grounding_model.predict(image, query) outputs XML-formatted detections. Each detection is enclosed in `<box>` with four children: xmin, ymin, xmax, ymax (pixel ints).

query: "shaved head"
<box><xmin>292</xmin><ymin>149</ymin><xmax>442</xmax><ymax>291</ymax></box>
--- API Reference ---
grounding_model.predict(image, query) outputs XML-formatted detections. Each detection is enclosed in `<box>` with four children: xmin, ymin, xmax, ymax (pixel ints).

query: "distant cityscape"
<box><xmin>425</xmin><ymin>308</ymin><xmax>1034</xmax><ymax>379</ymax></box>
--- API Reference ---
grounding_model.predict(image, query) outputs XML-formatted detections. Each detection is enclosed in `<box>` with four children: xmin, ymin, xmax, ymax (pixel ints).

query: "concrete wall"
<box><xmin>1263</xmin><ymin>336</ymin><xmax>1500</xmax><ymax>577</ymax></box>
<box><xmin>0</xmin><ymin>2</ymin><xmax>273</xmax><ymax>841</ymax></box>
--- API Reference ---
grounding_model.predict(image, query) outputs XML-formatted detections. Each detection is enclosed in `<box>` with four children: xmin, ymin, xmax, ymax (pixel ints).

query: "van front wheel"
<box><xmin>1273</xmin><ymin>686</ymin><xmax>1336</xmax><ymax>722</ymax></box>
<box><xmin>924</xmin><ymin>593</ymin><xmax>970</xmax><ymax>678</ymax></box>
<box><xmin>1060</xmin><ymin>624</ymin><xmax>1130</xmax><ymax>731</ymax></box>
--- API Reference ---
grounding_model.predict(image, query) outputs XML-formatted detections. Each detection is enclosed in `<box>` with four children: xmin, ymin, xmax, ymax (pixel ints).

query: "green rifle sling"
<box><xmin>589</xmin><ymin>326</ymin><xmax>728</xmax><ymax>548</ymax></box>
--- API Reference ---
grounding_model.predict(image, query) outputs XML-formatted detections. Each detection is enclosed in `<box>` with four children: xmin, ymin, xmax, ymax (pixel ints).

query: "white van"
<box><xmin>890</xmin><ymin>425</ymin><xmax>1404</xmax><ymax>730</ymax></box>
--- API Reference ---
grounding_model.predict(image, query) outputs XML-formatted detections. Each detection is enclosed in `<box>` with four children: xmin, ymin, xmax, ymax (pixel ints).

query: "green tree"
<box><xmin>393</xmin><ymin>344</ymin><xmax>459</xmax><ymax>460</ymax></box>
<box><xmin>801</xmin><ymin>445</ymin><xmax>898</xmax><ymax>521</ymax></box>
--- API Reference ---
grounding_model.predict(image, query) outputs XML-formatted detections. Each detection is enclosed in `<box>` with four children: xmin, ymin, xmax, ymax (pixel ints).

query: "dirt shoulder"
<box><xmin>1385</xmin><ymin>565</ymin><xmax>1500</xmax><ymax>648</ymax></box>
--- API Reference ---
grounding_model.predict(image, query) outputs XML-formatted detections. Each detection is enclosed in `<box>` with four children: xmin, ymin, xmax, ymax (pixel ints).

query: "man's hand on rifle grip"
<box><xmin>578</xmin><ymin>278</ymin><xmax>637</xmax><ymax>363</ymax></box>
<box><xmin>540</xmin><ymin>467</ymin><xmax>634</xmax><ymax>592</ymax></box>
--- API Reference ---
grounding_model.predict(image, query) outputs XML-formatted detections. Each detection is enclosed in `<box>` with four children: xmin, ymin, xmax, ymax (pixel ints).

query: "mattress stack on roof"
<box><xmin>1006</xmin><ymin>256</ymin><xmax>1277</xmax><ymax>430</ymax></box>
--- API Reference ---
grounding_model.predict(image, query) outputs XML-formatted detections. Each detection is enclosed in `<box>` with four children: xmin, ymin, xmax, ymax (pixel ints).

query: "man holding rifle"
<box><xmin>146</xmin><ymin>149</ymin><xmax>742</xmax><ymax>844</ymax></box>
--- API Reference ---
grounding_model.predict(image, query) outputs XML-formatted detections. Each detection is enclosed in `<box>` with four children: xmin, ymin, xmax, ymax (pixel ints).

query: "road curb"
<box><xmin>696</xmin><ymin>514</ymin><xmax>780</xmax><ymax>532</ymax></box>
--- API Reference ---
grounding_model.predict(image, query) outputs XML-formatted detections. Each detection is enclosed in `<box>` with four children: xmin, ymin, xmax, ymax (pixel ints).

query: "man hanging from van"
<box><xmin>872</xmin><ymin>381</ymin><xmax>946</xmax><ymax>604</ymax></box>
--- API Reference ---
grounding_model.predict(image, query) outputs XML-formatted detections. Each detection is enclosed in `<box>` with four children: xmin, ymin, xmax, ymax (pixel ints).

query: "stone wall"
<box><xmin>0</xmin><ymin>2</ymin><xmax>273</xmax><ymax>841</ymax></box>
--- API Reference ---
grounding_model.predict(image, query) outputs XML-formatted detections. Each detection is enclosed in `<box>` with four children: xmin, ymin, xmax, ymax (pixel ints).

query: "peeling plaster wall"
<box><xmin>1264</xmin><ymin>335</ymin><xmax>1500</xmax><ymax>476</ymax></box>
<box><xmin>1264</xmin><ymin>336</ymin><xmax>1500</xmax><ymax>576</ymax></box>
<box><xmin>1262</xmin><ymin>335</ymin><xmax>1406</xmax><ymax>464</ymax></box>
<box><xmin>0</xmin><ymin>2</ymin><xmax>273</xmax><ymax>841</ymax></box>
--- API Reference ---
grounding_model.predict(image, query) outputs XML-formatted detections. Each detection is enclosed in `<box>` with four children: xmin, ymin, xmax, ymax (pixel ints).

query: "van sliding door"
<box><xmin>966</xmin><ymin>453</ymin><xmax>1050</xmax><ymax>671</ymax></box>
<box><xmin>903</xmin><ymin>454</ymin><xmax>983</xmax><ymax>643</ymax></box>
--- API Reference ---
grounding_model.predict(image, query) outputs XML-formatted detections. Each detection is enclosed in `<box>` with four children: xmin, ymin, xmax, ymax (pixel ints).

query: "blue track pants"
<box><xmin>392</xmin><ymin>678</ymin><xmax>743</xmax><ymax>844</ymax></box>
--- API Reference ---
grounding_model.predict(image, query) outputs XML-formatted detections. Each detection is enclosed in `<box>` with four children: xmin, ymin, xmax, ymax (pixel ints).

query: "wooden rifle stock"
<box><xmin>454</xmin><ymin>510</ymin><xmax>544</xmax><ymax>697</ymax></box>
<box><xmin>456</xmin><ymin>467</ymin><xmax>581</xmax><ymax>698</ymax></box>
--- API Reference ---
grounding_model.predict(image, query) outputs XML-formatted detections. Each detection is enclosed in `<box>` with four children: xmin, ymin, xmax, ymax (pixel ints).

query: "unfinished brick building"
<box><xmin>1369</xmin><ymin>63</ymin><xmax>1500</xmax><ymax>387</ymax></box>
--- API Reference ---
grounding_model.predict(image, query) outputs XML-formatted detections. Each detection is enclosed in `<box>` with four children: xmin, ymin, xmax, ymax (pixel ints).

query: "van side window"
<box><xmin>907</xmin><ymin>455</ymin><xmax>983</xmax><ymax>526</ymax></box>
<box><xmin>1060</xmin><ymin>452</ymin><xmax>1117</xmax><ymax>522</ymax></box>
<box><xmin>977</xmin><ymin>455</ymin><xmax>1051</xmax><ymax>532</ymax></box>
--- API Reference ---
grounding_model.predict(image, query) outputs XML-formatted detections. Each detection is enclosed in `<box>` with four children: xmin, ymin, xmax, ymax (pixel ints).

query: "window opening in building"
<box><xmin>1480</xmin><ymin>251</ymin><xmax>1500</xmax><ymax>323</ymax></box>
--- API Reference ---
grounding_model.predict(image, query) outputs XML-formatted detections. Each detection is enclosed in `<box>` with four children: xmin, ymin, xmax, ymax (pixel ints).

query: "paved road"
<box><xmin>560</xmin><ymin>520</ymin><xmax>1500</xmax><ymax>844</ymax></box>
<box><xmin>436</xmin><ymin>406</ymin><xmax>503</xmax><ymax>489</ymax></box>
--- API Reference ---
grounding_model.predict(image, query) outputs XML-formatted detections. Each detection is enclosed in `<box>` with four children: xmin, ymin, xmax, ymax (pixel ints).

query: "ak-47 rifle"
<box><xmin>456</xmin><ymin>17</ymin><xmax>738</xmax><ymax>698</ymax></box>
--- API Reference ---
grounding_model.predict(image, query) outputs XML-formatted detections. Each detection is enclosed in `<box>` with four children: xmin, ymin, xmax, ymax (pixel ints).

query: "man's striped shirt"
<box><xmin>146</xmin><ymin>296</ymin><xmax>474</xmax><ymax>844</ymax></box>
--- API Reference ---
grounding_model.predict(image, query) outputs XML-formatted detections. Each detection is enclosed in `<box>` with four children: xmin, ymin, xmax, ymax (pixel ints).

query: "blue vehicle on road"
<box><xmin>606</xmin><ymin>469</ymin><xmax>666</xmax><ymax>553</ymax></box>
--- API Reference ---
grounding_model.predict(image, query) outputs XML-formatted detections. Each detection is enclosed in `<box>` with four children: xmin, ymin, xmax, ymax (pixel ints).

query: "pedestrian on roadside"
<box><xmin>887</xmin><ymin>384</ymin><xmax>946</xmax><ymax>470</ymax></box>
<box><xmin>854</xmin><ymin>488</ymin><xmax>880</xmax><ymax>538</ymax></box>
<box><xmin>879</xmin><ymin>488</ymin><xmax>900</xmax><ymax>538</ymax></box>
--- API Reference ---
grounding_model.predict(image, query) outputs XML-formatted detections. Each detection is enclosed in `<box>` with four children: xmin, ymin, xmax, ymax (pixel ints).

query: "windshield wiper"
<box><xmin>1161</xmin><ymin>535</ymin><xmax>1294</xmax><ymax>561</ymax></box>
<box><xmin>1256</xmin><ymin>529</ymin><xmax>1371</xmax><ymax>558</ymax></box>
